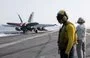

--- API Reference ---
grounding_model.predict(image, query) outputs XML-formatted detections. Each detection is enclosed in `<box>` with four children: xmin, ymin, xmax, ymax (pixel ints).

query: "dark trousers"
<box><xmin>60</xmin><ymin>47</ymin><xmax>74</xmax><ymax>58</ymax></box>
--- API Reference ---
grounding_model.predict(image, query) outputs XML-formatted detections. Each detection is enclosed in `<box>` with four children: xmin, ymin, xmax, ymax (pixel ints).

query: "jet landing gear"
<box><xmin>22</xmin><ymin>30</ymin><xmax>27</xmax><ymax>34</ymax></box>
<box><xmin>21</xmin><ymin>27</ymin><xmax>27</xmax><ymax>34</ymax></box>
<box><xmin>34</xmin><ymin>28</ymin><xmax>38</xmax><ymax>33</ymax></box>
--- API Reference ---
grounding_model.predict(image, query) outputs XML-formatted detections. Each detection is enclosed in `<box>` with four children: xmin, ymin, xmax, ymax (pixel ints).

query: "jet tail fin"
<box><xmin>28</xmin><ymin>12</ymin><xmax>34</xmax><ymax>23</ymax></box>
<box><xmin>17</xmin><ymin>14</ymin><xmax>23</xmax><ymax>23</ymax></box>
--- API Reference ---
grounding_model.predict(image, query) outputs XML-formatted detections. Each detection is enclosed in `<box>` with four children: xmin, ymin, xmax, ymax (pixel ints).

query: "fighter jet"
<box><xmin>6</xmin><ymin>12</ymin><xmax>57</xmax><ymax>33</ymax></box>
<box><xmin>7</xmin><ymin>12</ymin><xmax>34</xmax><ymax>27</ymax></box>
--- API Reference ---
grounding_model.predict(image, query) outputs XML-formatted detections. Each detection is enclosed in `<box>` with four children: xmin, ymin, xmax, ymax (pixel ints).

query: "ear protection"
<box><xmin>62</xmin><ymin>16</ymin><xmax>68</xmax><ymax>21</ymax></box>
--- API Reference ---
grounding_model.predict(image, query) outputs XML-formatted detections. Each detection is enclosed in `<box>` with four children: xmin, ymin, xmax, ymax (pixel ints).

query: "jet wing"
<box><xmin>7</xmin><ymin>22</ymin><xmax>21</xmax><ymax>27</ymax></box>
<box><xmin>30</xmin><ymin>24</ymin><xmax>57</xmax><ymax>31</ymax></box>
<box><xmin>34</xmin><ymin>24</ymin><xmax>57</xmax><ymax>27</ymax></box>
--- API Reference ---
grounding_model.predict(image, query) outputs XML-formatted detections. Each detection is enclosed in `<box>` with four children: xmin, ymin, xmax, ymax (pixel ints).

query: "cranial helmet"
<box><xmin>57</xmin><ymin>10</ymin><xmax>68</xmax><ymax>19</ymax></box>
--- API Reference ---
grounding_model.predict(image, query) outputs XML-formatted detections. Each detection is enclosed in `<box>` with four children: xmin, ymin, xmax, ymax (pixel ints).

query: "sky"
<box><xmin>0</xmin><ymin>0</ymin><xmax>90</xmax><ymax>28</ymax></box>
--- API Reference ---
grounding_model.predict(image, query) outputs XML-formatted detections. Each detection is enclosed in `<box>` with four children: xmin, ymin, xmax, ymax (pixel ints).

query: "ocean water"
<box><xmin>0</xmin><ymin>25</ymin><xmax>18</xmax><ymax>37</ymax></box>
<box><xmin>0</xmin><ymin>24</ymin><xmax>60</xmax><ymax>37</ymax></box>
<box><xmin>45</xmin><ymin>26</ymin><xmax>60</xmax><ymax>31</ymax></box>
<box><xmin>0</xmin><ymin>25</ymin><xmax>60</xmax><ymax>32</ymax></box>
<box><xmin>0</xmin><ymin>25</ymin><xmax>16</xmax><ymax>33</ymax></box>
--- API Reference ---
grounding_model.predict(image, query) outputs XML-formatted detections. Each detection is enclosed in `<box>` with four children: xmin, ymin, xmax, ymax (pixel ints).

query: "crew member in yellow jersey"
<box><xmin>56</xmin><ymin>10</ymin><xmax>77</xmax><ymax>58</ymax></box>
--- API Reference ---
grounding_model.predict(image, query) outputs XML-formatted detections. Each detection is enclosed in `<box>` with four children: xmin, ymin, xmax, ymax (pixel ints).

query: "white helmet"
<box><xmin>77</xmin><ymin>17</ymin><xmax>85</xmax><ymax>23</ymax></box>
